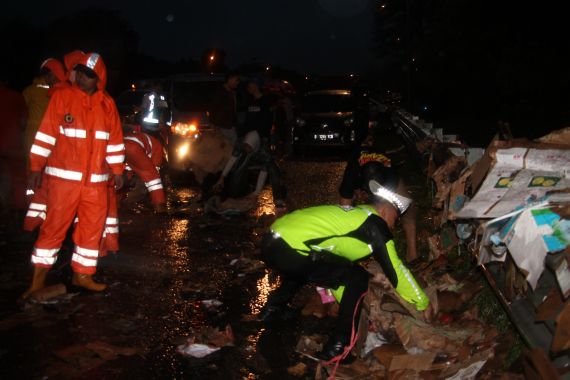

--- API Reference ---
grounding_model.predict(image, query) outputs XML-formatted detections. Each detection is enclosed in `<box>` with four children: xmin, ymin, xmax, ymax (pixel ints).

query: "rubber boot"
<box><xmin>72</xmin><ymin>273</ymin><xmax>107</xmax><ymax>292</ymax></box>
<box><xmin>21</xmin><ymin>266</ymin><xmax>49</xmax><ymax>299</ymax></box>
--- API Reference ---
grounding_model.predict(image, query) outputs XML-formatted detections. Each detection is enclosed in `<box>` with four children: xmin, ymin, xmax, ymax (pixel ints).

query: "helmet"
<box><xmin>361</xmin><ymin>162</ymin><xmax>398</xmax><ymax>193</ymax></box>
<box><xmin>362</xmin><ymin>162</ymin><xmax>412</xmax><ymax>214</ymax></box>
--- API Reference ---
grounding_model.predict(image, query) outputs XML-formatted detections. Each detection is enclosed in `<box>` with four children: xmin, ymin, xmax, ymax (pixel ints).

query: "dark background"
<box><xmin>2</xmin><ymin>0</ymin><xmax>569</xmax><ymax>143</ymax></box>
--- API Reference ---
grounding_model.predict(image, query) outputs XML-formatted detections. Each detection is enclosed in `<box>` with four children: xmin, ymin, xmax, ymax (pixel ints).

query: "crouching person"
<box><xmin>258</xmin><ymin>166</ymin><xmax>432</xmax><ymax>362</ymax></box>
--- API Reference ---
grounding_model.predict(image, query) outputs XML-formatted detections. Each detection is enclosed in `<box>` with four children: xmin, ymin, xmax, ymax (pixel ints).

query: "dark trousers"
<box><xmin>260</xmin><ymin>233</ymin><xmax>369</xmax><ymax>342</ymax></box>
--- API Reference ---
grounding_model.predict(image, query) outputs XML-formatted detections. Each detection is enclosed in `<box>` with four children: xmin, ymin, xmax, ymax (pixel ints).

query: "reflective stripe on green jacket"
<box><xmin>271</xmin><ymin>204</ymin><xmax>377</xmax><ymax>260</ymax></box>
<box><xmin>270</xmin><ymin>204</ymin><xmax>429</xmax><ymax>311</ymax></box>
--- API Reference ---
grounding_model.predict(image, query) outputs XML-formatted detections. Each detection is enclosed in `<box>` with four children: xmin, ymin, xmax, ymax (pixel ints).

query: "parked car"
<box><xmin>291</xmin><ymin>88</ymin><xmax>369</xmax><ymax>151</ymax></box>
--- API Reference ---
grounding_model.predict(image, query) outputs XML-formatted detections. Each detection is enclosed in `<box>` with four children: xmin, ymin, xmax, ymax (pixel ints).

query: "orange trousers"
<box><xmin>125</xmin><ymin>139</ymin><xmax>165</xmax><ymax>205</ymax></box>
<box><xmin>31</xmin><ymin>179</ymin><xmax>107</xmax><ymax>275</ymax></box>
<box><xmin>99</xmin><ymin>179</ymin><xmax>119</xmax><ymax>256</ymax></box>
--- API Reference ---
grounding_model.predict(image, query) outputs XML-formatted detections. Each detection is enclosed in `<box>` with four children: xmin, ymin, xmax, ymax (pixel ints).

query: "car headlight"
<box><xmin>344</xmin><ymin>117</ymin><xmax>354</xmax><ymax>126</ymax></box>
<box><xmin>176</xmin><ymin>143</ymin><xmax>190</xmax><ymax>159</ymax></box>
<box><xmin>171</xmin><ymin>122</ymin><xmax>198</xmax><ymax>137</ymax></box>
<box><xmin>296</xmin><ymin>117</ymin><xmax>306</xmax><ymax>127</ymax></box>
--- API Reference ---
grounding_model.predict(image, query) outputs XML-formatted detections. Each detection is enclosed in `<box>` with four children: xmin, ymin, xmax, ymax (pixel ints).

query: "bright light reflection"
<box><xmin>249</xmin><ymin>272</ymin><xmax>280</xmax><ymax>315</ymax></box>
<box><xmin>252</xmin><ymin>188</ymin><xmax>275</xmax><ymax>218</ymax></box>
<box><xmin>244</xmin><ymin>327</ymin><xmax>265</xmax><ymax>362</ymax></box>
<box><xmin>167</xmin><ymin>218</ymin><xmax>188</xmax><ymax>242</ymax></box>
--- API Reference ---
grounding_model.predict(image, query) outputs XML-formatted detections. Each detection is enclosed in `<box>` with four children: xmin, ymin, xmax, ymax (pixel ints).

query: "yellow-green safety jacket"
<box><xmin>270</xmin><ymin>204</ymin><xmax>429</xmax><ymax>311</ymax></box>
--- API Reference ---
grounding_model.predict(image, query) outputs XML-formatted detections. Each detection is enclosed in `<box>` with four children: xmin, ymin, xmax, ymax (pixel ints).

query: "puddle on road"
<box><xmin>0</xmin><ymin>159</ymin><xmax>347</xmax><ymax>379</ymax></box>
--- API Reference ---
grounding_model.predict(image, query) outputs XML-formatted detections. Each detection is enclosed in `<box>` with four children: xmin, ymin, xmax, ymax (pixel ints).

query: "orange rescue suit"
<box><xmin>124</xmin><ymin>130</ymin><xmax>166</xmax><ymax>206</ymax></box>
<box><xmin>28</xmin><ymin>53</ymin><xmax>124</xmax><ymax>275</ymax></box>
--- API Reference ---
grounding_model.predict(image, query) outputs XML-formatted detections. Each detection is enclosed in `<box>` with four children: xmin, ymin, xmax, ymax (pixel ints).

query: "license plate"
<box><xmin>314</xmin><ymin>134</ymin><xmax>334</xmax><ymax>141</ymax></box>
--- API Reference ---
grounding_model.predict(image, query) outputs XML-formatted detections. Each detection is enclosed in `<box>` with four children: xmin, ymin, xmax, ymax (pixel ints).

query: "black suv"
<box><xmin>292</xmin><ymin>88</ymin><xmax>369</xmax><ymax>150</ymax></box>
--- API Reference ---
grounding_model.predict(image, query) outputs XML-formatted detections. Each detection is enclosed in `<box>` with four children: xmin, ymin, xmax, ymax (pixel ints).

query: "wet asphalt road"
<box><xmin>0</xmin><ymin>153</ymin><xmax>348</xmax><ymax>379</ymax></box>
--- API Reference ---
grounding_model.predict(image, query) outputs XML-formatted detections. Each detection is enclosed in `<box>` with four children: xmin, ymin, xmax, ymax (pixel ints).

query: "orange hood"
<box><xmin>78</xmin><ymin>52</ymin><xmax>107</xmax><ymax>91</ymax></box>
<box><xmin>40</xmin><ymin>58</ymin><xmax>66</xmax><ymax>83</ymax></box>
<box><xmin>63</xmin><ymin>50</ymin><xmax>85</xmax><ymax>82</ymax></box>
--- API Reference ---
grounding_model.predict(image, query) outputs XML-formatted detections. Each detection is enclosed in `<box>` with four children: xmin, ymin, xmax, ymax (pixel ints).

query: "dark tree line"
<box><xmin>0</xmin><ymin>8</ymin><xmax>202</xmax><ymax>95</ymax></box>
<box><xmin>372</xmin><ymin>0</ymin><xmax>570</xmax><ymax>138</ymax></box>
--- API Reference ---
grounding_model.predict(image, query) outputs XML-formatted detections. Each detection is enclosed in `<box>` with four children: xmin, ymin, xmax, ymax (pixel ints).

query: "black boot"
<box><xmin>317</xmin><ymin>336</ymin><xmax>355</xmax><ymax>364</ymax></box>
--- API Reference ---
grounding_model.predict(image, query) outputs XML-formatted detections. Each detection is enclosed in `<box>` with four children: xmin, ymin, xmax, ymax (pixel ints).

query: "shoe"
<box><xmin>21</xmin><ymin>266</ymin><xmax>49</xmax><ymax>299</ymax></box>
<box><xmin>72</xmin><ymin>273</ymin><xmax>107</xmax><ymax>292</ymax></box>
<box><xmin>317</xmin><ymin>338</ymin><xmax>355</xmax><ymax>364</ymax></box>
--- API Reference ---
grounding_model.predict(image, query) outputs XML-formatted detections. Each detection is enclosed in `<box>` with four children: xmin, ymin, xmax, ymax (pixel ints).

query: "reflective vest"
<box><xmin>271</xmin><ymin>204</ymin><xmax>429</xmax><ymax>311</ymax></box>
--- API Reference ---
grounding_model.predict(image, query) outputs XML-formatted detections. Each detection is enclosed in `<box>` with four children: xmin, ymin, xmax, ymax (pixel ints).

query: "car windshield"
<box><xmin>173</xmin><ymin>81</ymin><xmax>221</xmax><ymax>112</ymax></box>
<box><xmin>301</xmin><ymin>93</ymin><xmax>355</xmax><ymax>113</ymax></box>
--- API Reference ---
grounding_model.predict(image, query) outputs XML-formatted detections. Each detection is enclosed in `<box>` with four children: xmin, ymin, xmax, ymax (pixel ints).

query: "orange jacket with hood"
<box><xmin>29</xmin><ymin>52</ymin><xmax>125</xmax><ymax>186</ymax></box>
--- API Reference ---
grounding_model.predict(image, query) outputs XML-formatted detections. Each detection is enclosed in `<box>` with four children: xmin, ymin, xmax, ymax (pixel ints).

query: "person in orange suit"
<box><xmin>123</xmin><ymin>127</ymin><xmax>167</xmax><ymax>213</ymax></box>
<box><xmin>23</xmin><ymin>52</ymin><xmax>125</xmax><ymax>298</ymax></box>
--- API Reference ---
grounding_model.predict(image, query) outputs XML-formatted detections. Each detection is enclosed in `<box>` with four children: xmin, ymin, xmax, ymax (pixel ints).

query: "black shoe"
<box><xmin>317</xmin><ymin>339</ymin><xmax>355</xmax><ymax>364</ymax></box>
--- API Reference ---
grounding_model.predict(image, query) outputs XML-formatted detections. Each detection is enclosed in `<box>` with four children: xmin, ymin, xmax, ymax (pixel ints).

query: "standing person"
<box><xmin>22</xmin><ymin>52</ymin><xmax>125</xmax><ymax>298</ymax></box>
<box><xmin>259</xmin><ymin>166</ymin><xmax>432</xmax><ymax>361</ymax></box>
<box><xmin>123</xmin><ymin>127</ymin><xmax>167</xmax><ymax>213</ymax></box>
<box><xmin>339</xmin><ymin>132</ymin><xmax>418</xmax><ymax>263</ymax></box>
<box><xmin>243</xmin><ymin>80</ymin><xmax>286</xmax><ymax>208</ymax></box>
<box><xmin>210</xmin><ymin>71</ymin><xmax>240</xmax><ymax>145</ymax></box>
<box><xmin>22</xmin><ymin>58</ymin><xmax>66</xmax><ymax>154</ymax></box>
<box><xmin>140</xmin><ymin>82</ymin><xmax>169</xmax><ymax>138</ymax></box>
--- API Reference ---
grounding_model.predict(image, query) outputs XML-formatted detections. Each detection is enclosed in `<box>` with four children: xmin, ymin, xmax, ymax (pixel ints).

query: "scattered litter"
<box><xmin>445</xmin><ymin>360</ymin><xmax>486</xmax><ymax>380</ymax></box>
<box><xmin>201</xmin><ymin>299</ymin><xmax>223</xmax><ymax>310</ymax></box>
<box><xmin>389</xmin><ymin>351</ymin><xmax>436</xmax><ymax>372</ymax></box>
<box><xmin>363</xmin><ymin>331</ymin><xmax>388</xmax><ymax>356</ymax></box>
<box><xmin>287</xmin><ymin>362</ymin><xmax>307</xmax><ymax>377</ymax></box>
<box><xmin>295</xmin><ymin>335</ymin><xmax>325</xmax><ymax>361</ymax></box>
<box><xmin>177</xmin><ymin>343</ymin><xmax>220</xmax><ymax>358</ymax></box>
<box><xmin>230</xmin><ymin>257</ymin><xmax>265</xmax><ymax>273</ymax></box>
<box><xmin>176</xmin><ymin>325</ymin><xmax>234</xmax><ymax>359</ymax></box>
<box><xmin>30</xmin><ymin>284</ymin><xmax>67</xmax><ymax>303</ymax></box>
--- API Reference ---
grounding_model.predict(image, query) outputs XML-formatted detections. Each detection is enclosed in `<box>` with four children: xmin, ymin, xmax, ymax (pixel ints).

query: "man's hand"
<box><xmin>114</xmin><ymin>174</ymin><xmax>124</xmax><ymax>190</ymax></box>
<box><xmin>27</xmin><ymin>171</ymin><xmax>42</xmax><ymax>191</ymax></box>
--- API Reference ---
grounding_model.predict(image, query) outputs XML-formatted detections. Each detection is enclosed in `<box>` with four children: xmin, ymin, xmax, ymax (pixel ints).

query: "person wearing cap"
<box><xmin>339</xmin><ymin>132</ymin><xmax>419</xmax><ymax>263</ymax></box>
<box><xmin>212</xmin><ymin>80</ymin><xmax>287</xmax><ymax>208</ymax></box>
<box><xmin>258</xmin><ymin>166</ymin><xmax>432</xmax><ymax>361</ymax></box>
<box><xmin>22</xmin><ymin>52</ymin><xmax>125</xmax><ymax>298</ymax></box>
<box><xmin>243</xmin><ymin>80</ymin><xmax>287</xmax><ymax>209</ymax></box>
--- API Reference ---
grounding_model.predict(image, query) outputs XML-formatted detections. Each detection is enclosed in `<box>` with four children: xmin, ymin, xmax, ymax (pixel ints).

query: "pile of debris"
<box><xmin>294</xmin><ymin>255</ymin><xmax>520</xmax><ymax>379</ymax></box>
<box><xmin>408</xmin><ymin>113</ymin><xmax>570</xmax><ymax>378</ymax></box>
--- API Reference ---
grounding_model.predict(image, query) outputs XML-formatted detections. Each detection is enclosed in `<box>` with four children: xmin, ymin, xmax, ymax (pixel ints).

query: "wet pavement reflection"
<box><xmin>0</xmin><ymin>154</ymin><xmax>347</xmax><ymax>379</ymax></box>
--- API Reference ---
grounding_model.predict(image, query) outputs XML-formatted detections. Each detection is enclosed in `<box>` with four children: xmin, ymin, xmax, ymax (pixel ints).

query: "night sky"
<box><xmin>6</xmin><ymin>0</ymin><xmax>377</xmax><ymax>73</ymax></box>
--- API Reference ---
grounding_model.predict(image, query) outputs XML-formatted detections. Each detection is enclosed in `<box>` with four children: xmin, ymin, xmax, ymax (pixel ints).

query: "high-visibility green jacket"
<box><xmin>271</xmin><ymin>204</ymin><xmax>429</xmax><ymax>311</ymax></box>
